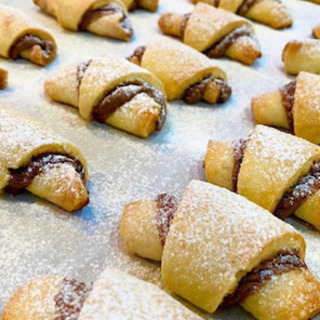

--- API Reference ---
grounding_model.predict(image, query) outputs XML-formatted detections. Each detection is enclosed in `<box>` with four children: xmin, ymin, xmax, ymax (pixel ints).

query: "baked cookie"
<box><xmin>252</xmin><ymin>72</ymin><xmax>320</xmax><ymax>144</ymax></box>
<box><xmin>0</xmin><ymin>5</ymin><xmax>57</xmax><ymax>66</ymax></box>
<box><xmin>282</xmin><ymin>40</ymin><xmax>320</xmax><ymax>75</ymax></box>
<box><xmin>45</xmin><ymin>55</ymin><xmax>166</xmax><ymax>138</ymax></box>
<box><xmin>0</xmin><ymin>68</ymin><xmax>8</xmax><ymax>89</ymax></box>
<box><xmin>121</xmin><ymin>180</ymin><xmax>320</xmax><ymax>319</ymax></box>
<box><xmin>0</xmin><ymin>106</ymin><xmax>89</xmax><ymax>212</ymax></box>
<box><xmin>191</xmin><ymin>0</ymin><xmax>292</xmax><ymax>29</ymax></box>
<box><xmin>3</xmin><ymin>268</ymin><xmax>202</xmax><ymax>320</ymax></box>
<box><xmin>159</xmin><ymin>3</ymin><xmax>261</xmax><ymax>65</ymax></box>
<box><xmin>33</xmin><ymin>0</ymin><xmax>133</xmax><ymax>41</ymax></box>
<box><xmin>204</xmin><ymin>125</ymin><xmax>320</xmax><ymax>230</ymax></box>
<box><xmin>128</xmin><ymin>39</ymin><xmax>232</xmax><ymax>105</ymax></box>
<box><xmin>313</xmin><ymin>23</ymin><xmax>320</xmax><ymax>39</ymax></box>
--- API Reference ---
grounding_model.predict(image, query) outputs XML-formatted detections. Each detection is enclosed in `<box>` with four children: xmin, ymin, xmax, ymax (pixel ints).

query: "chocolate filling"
<box><xmin>222</xmin><ymin>251</ymin><xmax>306</xmax><ymax>306</ymax></box>
<box><xmin>156</xmin><ymin>194</ymin><xmax>179</xmax><ymax>246</ymax></box>
<box><xmin>54</xmin><ymin>278</ymin><xmax>91</xmax><ymax>320</ymax></box>
<box><xmin>76</xmin><ymin>60</ymin><xmax>92</xmax><ymax>90</ymax></box>
<box><xmin>280</xmin><ymin>80</ymin><xmax>296</xmax><ymax>132</ymax></box>
<box><xmin>274</xmin><ymin>162</ymin><xmax>320</xmax><ymax>220</ymax></box>
<box><xmin>4</xmin><ymin>153</ymin><xmax>85</xmax><ymax>195</ymax></box>
<box><xmin>10</xmin><ymin>34</ymin><xmax>55</xmax><ymax>60</ymax></box>
<box><xmin>79</xmin><ymin>4</ymin><xmax>133</xmax><ymax>35</ymax></box>
<box><xmin>127</xmin><ymin>46</ymin><xmax>146</xmax><ymax>65</ymax></box>
<box><xmin>92</xmin><ymin>82</ymin><xmax>166</xmax><ymax>131</ymax></box>
<box><xmin>232</xmin><ymin>139</ymin><xmax>248</xmax><ymax>193</ymax></box>
<box><xmin>204</xmin><ymin>27</ymin><xmax>255</xmax><ymax>59</ymax></box>
<box><xmin>183</xmin><ymin>77</ymin><xmax>232</xmax><ymax>105</ymax></box>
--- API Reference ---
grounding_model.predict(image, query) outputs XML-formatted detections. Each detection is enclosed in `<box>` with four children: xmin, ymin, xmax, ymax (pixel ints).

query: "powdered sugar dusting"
<box><xmin>1</xmin><ymin>0</ymin><xmax>320</xmax><ymax>319</ymax></box>
<box><xmin>162</xmin><ymin>180</ymin><xmax>303</xmax><ymax>310</ymax></box>
<box><xmin>78</xmin><ymin>268</ymin><xmax>202</xmax><ymax>320</ymax></box>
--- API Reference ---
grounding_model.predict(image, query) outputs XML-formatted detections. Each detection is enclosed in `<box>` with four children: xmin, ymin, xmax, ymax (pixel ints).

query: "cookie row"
<box><xmin>1</xmin><ymin>3</ymin><xmax>319</xmax><ymax>68</ymax></box>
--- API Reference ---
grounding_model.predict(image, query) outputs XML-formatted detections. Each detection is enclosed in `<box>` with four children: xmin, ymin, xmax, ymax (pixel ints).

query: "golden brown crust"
<box><xmin>0</xmin><ymin>67</ymin><xmax>8</xmax><ymax>90</ymax></box>
<box><xmin>282</xmin><ymin>40</ymin><xmax>320</xmax><ymax>75</ymax></box>
<box><xmin>0</xmin><ymin>5</ymin><xmax>57</xmax><ymax>65</ymax></box>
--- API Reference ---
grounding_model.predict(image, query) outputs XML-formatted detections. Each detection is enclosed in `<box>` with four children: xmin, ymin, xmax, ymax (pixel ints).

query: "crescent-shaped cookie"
<box><xmin>159</xmin><ymin>3</ymin><xmax>261</xmax><ymax>65</ymax></box>
<box><xmin>44</xmin><ymin>55</ymin><xmax>167</xmax><ymax>138</ymax></box>
<box><xmin>191</xmin><ymin>0</ymin><xmax>292</xmax><ymax>29</ymax></box>
<box><xmin>120</xmin><ymin>180</ymin><xmax>320</xmax><ymax>320</ymax></box>
<box><xmin>0</xmin><ymin>5</ymin><xmax>57</xmax><ymax>65</ymax></box>
<box><xmin>204</xmin><ymin>125</ymin><xmax>320</xmax><ymax>230</ymax></box>
<box><xmin>0</xmin><ymin>106</ymin><xmax>89</xmax><ymax>212</ymax></box>
<box><xmin>34</xmin><ymin>0</ymin><xmax>133</xmax><ymax>41</ymax></box>
<box><xmin>128</xmin><ymin>38</ymin><xmax>232</xmax><ymax>105</ymax></box>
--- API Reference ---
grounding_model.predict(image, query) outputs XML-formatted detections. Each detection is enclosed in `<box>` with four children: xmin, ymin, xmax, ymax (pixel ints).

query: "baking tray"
<box><xmin>0</xmin><ymin>0</ymin><xmax>320</xmax><ymax>318</ymax></box>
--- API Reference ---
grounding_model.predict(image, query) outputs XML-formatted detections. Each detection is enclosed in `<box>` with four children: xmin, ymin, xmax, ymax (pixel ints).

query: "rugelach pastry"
<box><xmin>252</xmin><ymin>72</ymin><xmax>320</xmax><ymax>144</ymax></box>
<box><xmin>0</xmin><ymin>68</ymin><xmax>8</xmax><ymax>90</ymax></box>
<box><xmin>191</xmin><ymin>0</ymin><xmax>292</xmax><ymax>29</ymax></box>
<box><xmin>3</xmin><ymin>268</ymin><xmax>202</xmax><ymax>320</ymax></box>
<box><xmin>204</xmin><ymin>125</ymin><xmax>320</xmax><ymax>230</ymax></box>
<box><xmin>0</xmin><ymin>5</ymin><xmax>57</xmax><ymax>66</ymax></box>
<box><xmin>124</xmin><ymin>0</ymin><xmax>159</xmax><ymax>11</ymax></box>
<box><xmin>0</xmin><ymin>106</ymin><xmax>89</xmax><ymax>212</ymax></box>
<box><xmin>33</xmin><ymin>0</ymin><xmax>133</xmax><ymax>41</ymax></box>
<box><xmin>121</xmin><ymin>180</ymin><xmax>320</xmax><ymax>320</ymax></box>
<box><xmin>313</xmin><ymin>23</ymin><xmax>320</xmax><ymax>39</ymax></box>
<box><xmin>128</xmin><ymin>39</ymin><xmax>232</xmax><ymax>105</ymax></box>
<box><xmin>282</xmin><ymin>40</ymin><xmax>320</xmax><ymax>75</ymax></box>
<box><xmin>159</xmin><ymin>3</ymin><xmax>261</xmax><ymax>65</ymax></box>
<box><xmin>45</xmin><ymin>55</ymin><xmax>166</xmax><ymax>138</ymax></box>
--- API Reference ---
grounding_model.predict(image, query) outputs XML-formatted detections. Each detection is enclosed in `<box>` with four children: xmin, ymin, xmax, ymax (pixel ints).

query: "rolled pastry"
<box><xmin>3</xmin><ymin>268</ymin><xmax>202</xmax><ymax>320</ymax></box>
<box><xmin>0</xmin><ymin>67</ymin><xmax>8</xmax><ymax>90</ymax></box>
<box><xmin>0</xmin><ymin>106</ymin><xmax>89</xmax><ymax>212</ymax></box>
<box><xmin>128</xmin><ymin>38</ymin><xmax>232</xmax><ymax>105</ymax></box>
<box><xmin>0</xmin><ymin>5</ymin><xmax>57</xmax><ymax>66</ymax></box>
<box><xmin>122</xmin><ymin>0</ymin><xmax>159</xmax><ymax>11</ymax></box>
<box><xmin>33</xmin><ymin>0</ymin><xmax>133</xmax><ymax>42</ymax></box>
<box><xmin>252</xmin><ymin>72</ymin><xmax>320</xmax><ymax>144</ymax></box>
<box><xmin>282</xmin><ymin>40</ymin><xmax>320</xmax><ymax>75</ymax></box>
<box><xmin>191</xmin><ymin>0</ymin><xmax>292</xmax><ymax>29</ymax></box>
<box><xmin>159</xmin><ymin>4</ymin><xmax>261</xmax><ymax>65</ymax></box>
<box><xmin>204</xmin><ymin>124</ymin><xmax>320</xmax><ymax>230</ymax></box>
<box><xmin>45</xmin><ymin>55</ymin><xmax>167</xmax><ymax>138</ymax></box>
<box><xmin>313</xmin><ymin>23</ymin><xmax>320</xmax><ymax>39</ymax></box>
<box><xmin>121</xmin><ymin>180</ymin><xmax>320</xmax><ymax>319</ymax></box>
